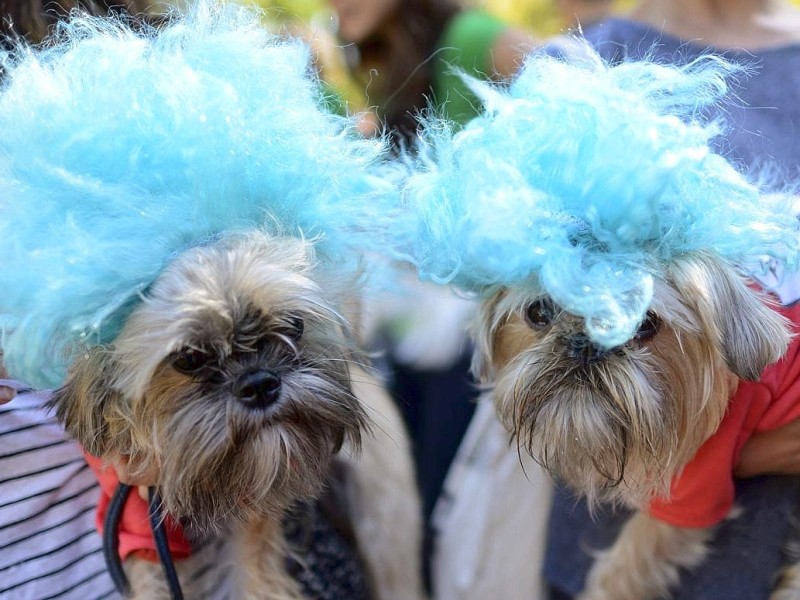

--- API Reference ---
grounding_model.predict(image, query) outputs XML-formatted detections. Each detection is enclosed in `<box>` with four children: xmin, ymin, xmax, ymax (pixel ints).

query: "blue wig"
<box><xmin>398</xmin><ymin>48</ymin><xmax>800</xmax><ymax>348</ymax></box>
<box><xmin>0</xmin><ymin>1</ymin><xmax>395</xmax><ymax>387</ymax></box>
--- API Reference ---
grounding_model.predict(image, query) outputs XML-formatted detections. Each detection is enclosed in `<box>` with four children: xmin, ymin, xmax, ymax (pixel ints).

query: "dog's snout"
<box><xmin>566</xmin><ymin>334</ymin><xmax>613</xmax><ymax>365</ymax></box>
<box><xmin>234</xmin><ymin>370</ymin><xmax>282</xmax><ymax>408</ymax></box>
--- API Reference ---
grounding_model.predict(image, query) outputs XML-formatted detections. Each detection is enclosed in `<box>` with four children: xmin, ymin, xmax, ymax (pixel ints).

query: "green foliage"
<box><xmin>236</xmin><ymin>0</ymin><xmax>325</xmax><ymax>23</ymax></box>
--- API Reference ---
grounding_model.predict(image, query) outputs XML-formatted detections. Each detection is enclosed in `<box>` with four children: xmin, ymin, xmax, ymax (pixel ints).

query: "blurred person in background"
<box><xmin>328</xmin><ymin>0</ymin><xmax>536</xmax><ymax>142</ymax></box>
<box><xmin>327</xmin><ymin>0</ymin><xmax>537</xmax><ymax>590</ymax></box>
<box><xmin>553</xmin><ymin>0</ymin><xmax>612</xmax><ymax>29</ymax></box>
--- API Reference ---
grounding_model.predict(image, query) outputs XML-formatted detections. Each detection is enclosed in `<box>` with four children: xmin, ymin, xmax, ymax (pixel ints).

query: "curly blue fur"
<box><xmin>399</xmin><ymin>48</ymin><xmax>800</xmax><ymax>348</ymax></box>
<box><xmin>0</xmin><ymin>1</ymin><xmax>395</xmax><ymax>387</ymax></box>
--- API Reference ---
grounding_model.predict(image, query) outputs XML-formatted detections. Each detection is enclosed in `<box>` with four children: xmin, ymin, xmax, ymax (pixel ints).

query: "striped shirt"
<box><xmin>0</xmin><ymin>380</ymin><xmax>116</xmax><ymax>599</ymax></box>
<box><xmin>0</xmin><ymin>380</ymin><xmax>230</xmax><ymax>600</ymax></box>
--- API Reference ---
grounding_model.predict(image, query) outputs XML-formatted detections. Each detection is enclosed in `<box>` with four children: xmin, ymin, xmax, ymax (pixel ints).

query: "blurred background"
<box><xmin>233</xmin><ymin>0</ymin><xmax>800</xmax><ymax>115</ymax></box>
<box><xmin>234</xmin><ymin>0</ymin><xmax>638</xmax><ymax>111</ymax></box>
<box><xmin>238</xmin><ymin>0</ymin><xmax>634</xmax><ymax>36</ymax></box>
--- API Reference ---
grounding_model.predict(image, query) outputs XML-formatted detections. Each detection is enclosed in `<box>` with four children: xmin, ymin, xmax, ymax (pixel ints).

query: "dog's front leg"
<box><xmin>235</xmin><ymin>516</ymin><xmax>304</xmax><ymax>600</ymax></box>
<box><xmin>124</xmin><ymin>555</ymin><xmax>174</xmax><ymax>599</ymax></box>
<box><xmin>579</xmin><ymin>512</ymin><xmax>713</xmax><ymax>600</ymax></box>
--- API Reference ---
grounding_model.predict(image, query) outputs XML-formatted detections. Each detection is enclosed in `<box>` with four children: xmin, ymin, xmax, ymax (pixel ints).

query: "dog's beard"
<box><xmin>52</xmin><ymin>232</ymin><xmax>369</xmax><ymax>533</ymax></box>
<box><xmin>491</xmin><ymin>323</ymin><xmax>729</xmax><ymax>506</ymax></box>
<box><xmin>141</xmin><ymin>338</ymin><xmax>363</xmax><ymax>533</ymax></box>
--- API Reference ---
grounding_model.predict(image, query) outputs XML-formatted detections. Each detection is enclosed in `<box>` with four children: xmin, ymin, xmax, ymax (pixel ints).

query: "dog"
<box><xmin>473</xmin><ymin>251</ymin><xmax>796</xmax><ymax>599</ymax></box>
<box><xmin>397</xmin><ymin>48</ymin><xmax>800</xmax><ymax>599</ymax></box>
<box><xmin>0</xmin><ymin>2</ymin><xmax>422</xmax><ymax>598</ymax></box>
<box><xmin>50</xmin><ymin>230</ymin><xmax>423</xmax><ymax>599</ymax></box>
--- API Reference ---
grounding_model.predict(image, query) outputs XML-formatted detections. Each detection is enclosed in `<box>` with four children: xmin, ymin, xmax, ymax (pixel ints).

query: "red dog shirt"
<box><xmin>648</xmin><ymin>301</ymin><xmax>800</xmax><ymax>528</ymax></box>
<box><xmin>85</xmin><ymin>454</ymin><xmax>192</xmax><ymax>561</ymax></box>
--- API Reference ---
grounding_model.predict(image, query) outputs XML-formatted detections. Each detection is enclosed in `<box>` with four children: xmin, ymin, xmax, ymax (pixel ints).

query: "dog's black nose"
<box><xmin>566</xmin><ymin>334</ymin><xmax>613</xmax><ymax>365</ymax></box>
<box><xmin>234</xmin><ymin>370</ymin><xmax>282</xmax><ymax>408</ymax></box>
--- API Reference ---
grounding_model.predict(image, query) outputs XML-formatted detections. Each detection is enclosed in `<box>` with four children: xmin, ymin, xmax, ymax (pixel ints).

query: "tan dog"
<box><xmin>52</xmin><ymin>231</ymin><xmax>424</xmax><ymax>600</ymax></box>
<box><xmin>473</xmin><ymin>250</ymin><xmax>793</xmax><ymax>599</ymax></box>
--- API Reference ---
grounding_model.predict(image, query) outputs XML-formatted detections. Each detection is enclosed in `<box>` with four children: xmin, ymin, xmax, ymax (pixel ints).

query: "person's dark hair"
<box><xmin>0</xmin><ymin>1</ymin><xmax>155</xmax><ymax>46</ymax></box>
<box><xmin>354</xmin><ymin>0</ymin><xmax>459</xmax><ymax>144</ymax></box>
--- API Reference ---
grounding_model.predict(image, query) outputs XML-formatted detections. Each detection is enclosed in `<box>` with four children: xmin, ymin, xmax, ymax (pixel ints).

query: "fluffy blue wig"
<box><xmin>398</xmin><ymin>48</ymin><xmax>800</xmax><ymax>348</ymax></box>
<box><xmin>0</xmin><ymin>1</ymin><xmax>395</xmax><ymax>387</ymax></box>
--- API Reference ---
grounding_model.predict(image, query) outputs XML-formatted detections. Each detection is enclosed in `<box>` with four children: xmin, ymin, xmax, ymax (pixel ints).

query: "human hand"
<box><xmin>0</xmin><ymin>385</ymin><xmax>16</xmax><ymax>404</ymax></box>
<box><xmin>734</xmin><ymin>418</ymin><xmax>800</xmax><ymax>478</ymax></box>
<box><xmin>355</xmin><ymin>110</ymin><xmax>381</xmax><ymax>138</ymax></box>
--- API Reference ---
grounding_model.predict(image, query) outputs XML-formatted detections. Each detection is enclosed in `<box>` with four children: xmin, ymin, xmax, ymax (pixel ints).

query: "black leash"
<box><xmin>103</xmin><ymin>483</ymin><xmax>132</xmax><ymax>597</ymax></box>
<box><xmin>148</xmin><ymin>487</ymin><xmax>185</xmax><ymax>600</ymax></box>
<box><xmin>102</xmin><ymin>483</ymin><xmax>185</xmax><ymax>599</ymax></box>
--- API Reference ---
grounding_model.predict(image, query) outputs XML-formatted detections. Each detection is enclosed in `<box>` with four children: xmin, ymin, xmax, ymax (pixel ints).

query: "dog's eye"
<box><xmin>286</xmin><ymin>315</ymin><xmax>304</xmax><ymax>340</ymax></box>
<box><xmin>171</xmin><ymin>347</ymin><xmax>212</xmax><ymax>374</ymax></box>
<box><xmin>634</xmin><ymin>312</ymin><xmax>661</xmax><ymax>342</ymax></box>
<box><xmin>525</xmin><ymin>299</ymin><xmax>556</xmax><ymax>328</ymax></box>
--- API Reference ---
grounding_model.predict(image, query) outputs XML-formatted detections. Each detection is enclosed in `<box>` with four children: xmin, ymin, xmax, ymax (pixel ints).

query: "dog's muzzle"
<box><xmin>234</xmin><ymin>369</ymin><xmax>282</xmax><ymax>409</ymax></box>
<box><xmin>566</xmin><ymin>333</ymin><xmax>616</xmax><ymax>365</ymax></box>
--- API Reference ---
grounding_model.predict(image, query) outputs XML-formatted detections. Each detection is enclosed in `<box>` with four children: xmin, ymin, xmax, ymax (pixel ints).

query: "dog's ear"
<box><xmin>49</xmin><ymin>346</ymin><xmax>124</xmax><ymax>455</ymax></box>
<box><xmin>470</xmin><ymin>290</ymin><xmax>507</xmax><ymax>383</ymax></box>
<box><xmin>668</xmin><ymin>252</ymin><xmax>791</xmax><ymax>381</ymax></box>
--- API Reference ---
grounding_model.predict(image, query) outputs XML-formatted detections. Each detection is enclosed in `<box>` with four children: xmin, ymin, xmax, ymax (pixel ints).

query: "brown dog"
<box><xmin>473</xmin><ymin>251</ymin><xmax>795</xmax><ymax>599</ymax></box>
<box><xmin>52</xmin><ymin>231</ymin><xmax>424</xmax><ymax>599</ymax></box>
